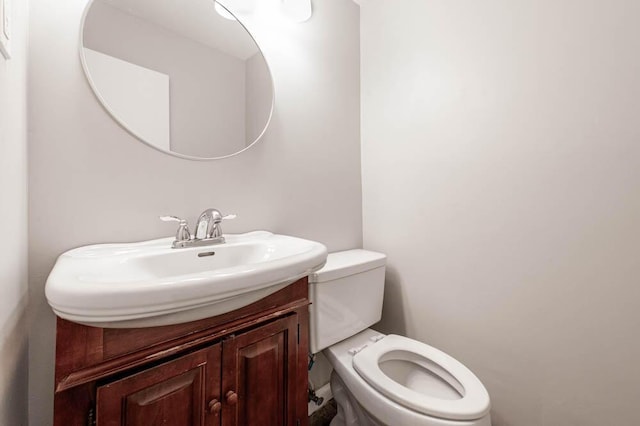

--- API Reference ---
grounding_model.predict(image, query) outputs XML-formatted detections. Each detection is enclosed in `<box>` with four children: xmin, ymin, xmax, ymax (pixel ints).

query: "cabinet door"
<box><xmin>221</xmin><ymin>315</ymin><xmax>299</xmax><ymax>426</ymax></box>
<box><xmin>96</xmin><ymin>344</ymin><xmax>222</xmax><ymax>426</ymax></box>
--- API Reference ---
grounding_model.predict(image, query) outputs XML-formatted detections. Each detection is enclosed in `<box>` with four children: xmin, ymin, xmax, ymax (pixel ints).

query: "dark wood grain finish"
<box><xmin>53</xmin><ymin>382</ymin><xmax>96</xmax><ymax>426</ymax></box>
<box><xmin>96</xmin><ymin>345</ymin><xmax>220</xmax><ymax>426</ymax></box>
<box><xmin>221</xmin><ymin>316</ymin><xmax>298</xmax><ymax>426</ymax></box>
<box><xmin>54</xmin><ymin>317</ymin><xmax>103</xmax><ymax>386</ymax></box>
<box><xmin>53</xmin><ymin>278</ymin><xmax>311</xmax><ymax>425</ymax></box>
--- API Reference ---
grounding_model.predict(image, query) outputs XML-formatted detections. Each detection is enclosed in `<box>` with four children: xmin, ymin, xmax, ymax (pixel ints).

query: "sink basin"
<box><xmin>45</xmin><ymin>231</ymin><xmax>327</xmax><ymax>328</ymax></box>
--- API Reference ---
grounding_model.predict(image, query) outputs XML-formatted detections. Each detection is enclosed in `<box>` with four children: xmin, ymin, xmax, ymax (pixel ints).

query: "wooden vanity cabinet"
<box><xmin>53</xmin><ymin>278</ymin><xmax>310</xmax><ymax>426</ymax></box>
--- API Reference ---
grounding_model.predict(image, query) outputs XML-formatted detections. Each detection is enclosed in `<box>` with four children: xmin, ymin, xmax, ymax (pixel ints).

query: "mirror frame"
<box><xmin>79</xmin><ymin>0</ymin><xmax>275</xmax><ymax>161</ymax></box>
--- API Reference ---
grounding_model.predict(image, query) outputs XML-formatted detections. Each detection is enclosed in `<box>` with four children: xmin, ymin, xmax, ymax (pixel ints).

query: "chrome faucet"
<box><xmin>160</xmin><ymin>208</ymin><xmax>236</xmax><ymax>249</ymax></box>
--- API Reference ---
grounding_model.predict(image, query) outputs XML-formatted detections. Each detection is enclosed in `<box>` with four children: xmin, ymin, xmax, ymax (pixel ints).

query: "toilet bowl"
<box><xmin>309</xmin><ymin>250</ymin><xmax>491</xmax><ymax>426</ymax></box>
<box><xmin>325</xmin><ymin>329</ymin><xmax>491</xmax><ymax>426</ymax></box>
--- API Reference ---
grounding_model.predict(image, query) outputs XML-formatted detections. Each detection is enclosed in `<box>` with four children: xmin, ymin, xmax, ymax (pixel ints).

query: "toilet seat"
<box><xmin>352</xmin><ymin>335</ymin><xmax>490</xmax><ymax>421</ymax></box>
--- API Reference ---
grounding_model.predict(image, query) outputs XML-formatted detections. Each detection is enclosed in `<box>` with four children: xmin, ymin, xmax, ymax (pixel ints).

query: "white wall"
<box><xmin>0</xmin><ymin>0</ymin><xmax>29</xmax><ymax>424</ymax></box>
<box><xmin>361</xmin><ymin>1</ymin><xmax>640</xmax><ymax>425</ymax></box>
<box><xmin>28</xmin><ymin>0</ymin><xmax>361</xmax><ymax>424</ymax></box>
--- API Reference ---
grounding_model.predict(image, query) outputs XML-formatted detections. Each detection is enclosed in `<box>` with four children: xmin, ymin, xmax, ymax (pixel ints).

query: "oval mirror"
<box><xmin>80</xmin><ymin>0</ymin><xmax>274</xmax><ymax>160</ymax></box>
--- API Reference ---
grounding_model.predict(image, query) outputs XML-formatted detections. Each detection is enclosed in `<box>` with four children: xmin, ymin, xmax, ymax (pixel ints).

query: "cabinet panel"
<box><xmin>239</xmin><ymin>333</ymin><xmax>285</xmax><ymax>425</ymax></box>
<box><xmin>222</xmin><ymin>316</ymin><xmax>299</xmax><ymax>426</ymax></box>
<box><xmin>96</xmin><ymin>344</ymin><xmax>222</xmax><ymax>426</ymax></box>
<box><xmin>124</xmin><ymin>370</ymin><xmax>201</xmax><ymax>423</ymax></box>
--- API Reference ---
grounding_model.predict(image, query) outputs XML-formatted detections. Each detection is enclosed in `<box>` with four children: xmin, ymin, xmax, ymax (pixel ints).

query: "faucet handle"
<box><xmin>222</xmin><ymin>214</ymin><xmax>237</xmax><ymax>220</ymax></box>
<box><xmin>160</xmin><ymin>215</ymin><xmax>184</xmax><ymax>223</ymax></box>
<box><xmin>160</xmin><ymin>216</ymin><xmax>192</xmax><ymax>243</ymax></box>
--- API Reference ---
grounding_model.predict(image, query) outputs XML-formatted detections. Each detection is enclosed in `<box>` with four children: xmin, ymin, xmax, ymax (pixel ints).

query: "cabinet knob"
<box><xmin>208</xmin><ymin>399</ymin><xmax>222</xmax><ymax>414</ymax></box>
<box><xmin>225</xmin><ymin>390</ymin><xmax>238</xmax><ymax>405</ymax></box>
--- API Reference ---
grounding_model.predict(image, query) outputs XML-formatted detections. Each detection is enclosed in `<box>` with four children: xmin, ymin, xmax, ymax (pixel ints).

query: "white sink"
<box><xmin>45</xmin><ymin>231</ymin><xmax>327</xmax><ymax>328</ymax></box>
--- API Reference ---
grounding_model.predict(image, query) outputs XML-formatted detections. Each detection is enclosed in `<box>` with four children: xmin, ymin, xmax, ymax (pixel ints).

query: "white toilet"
<box><xmin>308</xmin><ymin>250</ymin><xmax>491</xmax><ymax>426</ymax></box>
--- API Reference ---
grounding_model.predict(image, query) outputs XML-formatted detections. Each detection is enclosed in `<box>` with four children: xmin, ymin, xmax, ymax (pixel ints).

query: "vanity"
<box><xmin>53</xmin><ymin>278</ymin><xmax>310</xmax><ymax>426</ymax></box>
<box><xmin>47</xmin><ymin>222</ymin><xmax>327</xmax><ymax>425</ymax></box>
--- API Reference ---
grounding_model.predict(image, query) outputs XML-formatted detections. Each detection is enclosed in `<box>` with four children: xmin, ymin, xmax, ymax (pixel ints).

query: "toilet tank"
<box><xmin>308</xmin><ymin>249</ymin><xmax>386</xmax><ymax>353</ymax></box>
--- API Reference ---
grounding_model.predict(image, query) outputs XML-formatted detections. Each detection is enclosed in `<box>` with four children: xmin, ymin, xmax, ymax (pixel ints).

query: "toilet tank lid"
<box><xmin>309</xmin><ymin>249</ymin><xmax>386</xmax><ymax>284</ymax></box>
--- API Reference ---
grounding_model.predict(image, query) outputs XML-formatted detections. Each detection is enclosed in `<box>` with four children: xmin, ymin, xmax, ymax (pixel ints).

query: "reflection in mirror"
<box><xmin>81</xmin><ymin>0</ymin><xmax>274</xmax><ymax>160</ymax></box>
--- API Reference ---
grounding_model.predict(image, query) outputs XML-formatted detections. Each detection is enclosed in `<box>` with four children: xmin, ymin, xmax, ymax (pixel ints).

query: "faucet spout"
<box><xmin>195</xmin><ymin>208</ymin><xmax>224</xmax><ymax>240</ymax></box>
